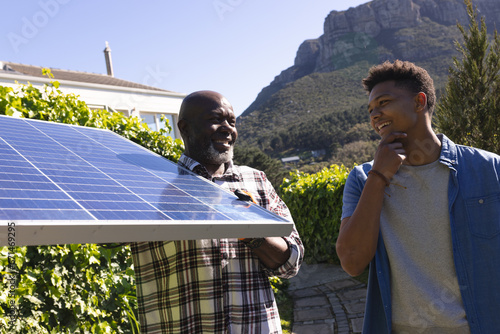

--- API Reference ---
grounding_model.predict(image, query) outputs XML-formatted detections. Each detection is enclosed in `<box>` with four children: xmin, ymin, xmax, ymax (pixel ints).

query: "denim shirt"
<box><xmin>341</xmin><ymin>134</ymin><xmax>500</xmax><ymax>333</ymax></box>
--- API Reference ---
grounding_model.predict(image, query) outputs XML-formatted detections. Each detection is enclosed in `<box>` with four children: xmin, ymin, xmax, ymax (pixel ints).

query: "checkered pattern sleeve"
<box><xmin>222</xmin><ymin>165</ymin><xmax>304</xmax><ymax>279</ymax></box>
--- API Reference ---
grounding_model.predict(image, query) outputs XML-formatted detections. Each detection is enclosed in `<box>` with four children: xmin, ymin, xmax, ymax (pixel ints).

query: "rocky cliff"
<box><xmin>241</xmin><ymin>0</ymin><xmax>499</xmax><ymax>117</ymax></box>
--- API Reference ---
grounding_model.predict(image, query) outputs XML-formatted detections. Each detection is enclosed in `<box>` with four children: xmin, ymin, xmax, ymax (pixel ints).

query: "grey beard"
<box><xmin>189</xmin><ymin>138</ymin><xmax>234</xmax><ymax>165</ymax></box>
<box><xmin>204</xmin><ymin>143</ymin><xmax>233</xmax><ymax>165</ymax></box>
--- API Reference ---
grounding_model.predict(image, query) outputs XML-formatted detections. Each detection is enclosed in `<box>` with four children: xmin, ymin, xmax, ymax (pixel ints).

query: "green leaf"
<box><xmin>24</xmin><ymin>295</ymin><xmax>43</xmax><ymax>305</ymax></box>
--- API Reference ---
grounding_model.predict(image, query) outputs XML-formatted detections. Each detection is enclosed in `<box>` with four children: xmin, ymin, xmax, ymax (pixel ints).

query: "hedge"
<box><xmin>280</xmin><ymin>164</ymin><xmax>350</xmax><ymax>264</ymax></box>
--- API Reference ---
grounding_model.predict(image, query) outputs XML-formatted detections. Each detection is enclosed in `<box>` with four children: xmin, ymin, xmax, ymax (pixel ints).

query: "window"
<box><xmin>141</xmin><ymin>113</ymin><xmax>177</xmax><ymax>138</ymax></box>
<box><xmin>142</xmin><ymin>114</ymin><xmax>157</xmax><ymax>131</ymax></box>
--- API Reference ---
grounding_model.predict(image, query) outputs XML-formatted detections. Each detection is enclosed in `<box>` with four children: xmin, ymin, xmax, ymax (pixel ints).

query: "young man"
<box><xmin>131</xmin><ymin>90</ymin><xmax>303</xmax><ymax>333</ymax></box>
<box><xmin>336</xmin><ymin>60</ymin><xmax>500</xmax><ymax>333</ymax></box>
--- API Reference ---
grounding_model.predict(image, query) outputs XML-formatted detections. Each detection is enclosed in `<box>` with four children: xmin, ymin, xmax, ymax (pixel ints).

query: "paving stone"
<box><xmin>343</xmin><ymin>300</ymin><xmax>366</xmax><ymax>314</ymax></box>
<box><xmin>292</xmin><ymin>322</ymin><xmax>334</xmax><ymax>334</ymax></box>
<box><xmin>290</xmin><ymin>287</ymin><xmax>323</xmax><ymax>298</ymax></box>
<box><xmin>327</xmin><ymin>294</ymin><xmax>340</xmax><ymax>301</ymax></box>
<box><xmin>331</xmin><ymin>306</ymin><xmax>344</xmax><ymax>312</ymax></box>
<box><xmin>318</xmin><ymin>285</ymin><xmax>333</xmax><ymax>293</ymax></box>
<box><xmin>294</xmin><ymin>307</ymin><xmax>333</xmax><ymax>322</ymax></box>
<box><xmin>330</xmin><ymin>300</ymin><xmax>344</xmax><ymax>311</ymax></box>
<box><xmin>337</xmin><ymin>288</ymin><xmax>367</xmax><ymax>301</ymax></box>
<box><xmin>290</xmin><ymin>264</ymin><xmax>367</xmax><ymax>333</ymax></box>
<box><xmin>324</xmin><ymin>278</ymin><xmax>360</xmax><ymax>291</ymax></box>
<box><xmin>351</xmin><ymin>317</ymin><xmax>364</xmax><ymax>333</ymax></box>
<box><xmin>334</xmin><ymin>314</ymin><xmax>348</xmax><ymax>323</ymax></box>
<box><xmin>295</xmin><ymin>296</ymin><xmax>329</xmax><ymax>308</ymax></box>
<box><xmin>336</xmin><ymin>324</ymin><xmax>351</xmax><ymax>334</ymax></box>
<box><xmin>335</xmin><ymin>316</ymin><xmax>349</xmax><ymax>326</ymax></box>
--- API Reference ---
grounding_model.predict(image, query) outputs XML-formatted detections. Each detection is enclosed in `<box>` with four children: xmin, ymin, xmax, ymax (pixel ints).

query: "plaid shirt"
<box><xmin>131</xmin><ymin>154</ymin><xmax>304</xmax><ymax>333</ymax></box>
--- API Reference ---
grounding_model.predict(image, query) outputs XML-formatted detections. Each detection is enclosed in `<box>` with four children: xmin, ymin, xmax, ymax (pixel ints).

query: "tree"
<box><xmin>233</xmin><ymin>145</ymin><xmax>288</xmax><ymax>189</ymax></box>
<box><xmin>435</xmin><ymin>0</ymin><xmax>500</xmax><ymax>154</ymax></box>
<box><xmin>332</xmin><ymin>140</ymin><xmax>378</xmax><ymax>168</ymax></box>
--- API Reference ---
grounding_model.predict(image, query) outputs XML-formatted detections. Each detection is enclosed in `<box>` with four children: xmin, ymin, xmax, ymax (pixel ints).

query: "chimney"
<box><xmin>104</xmin><ymin>41</ymin><xmax>114</xmax><ymax>77</ymax></box>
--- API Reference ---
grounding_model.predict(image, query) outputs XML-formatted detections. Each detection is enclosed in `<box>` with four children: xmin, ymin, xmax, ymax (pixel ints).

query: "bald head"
<box><xmin>177</xmin><ymin>90</ymin><xmax>238</xmax><ymax>172</ymax></box>
<box><xmin>179</xmin><ymin>90</ymin><xmax>231</xmax><ymax>123</ymax></box>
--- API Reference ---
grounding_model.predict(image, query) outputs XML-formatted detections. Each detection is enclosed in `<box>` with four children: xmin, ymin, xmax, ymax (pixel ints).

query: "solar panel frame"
<box><xmin>0</xmin><ymin>116</ymin><xmax>292</xmax><ymax>246</ymax></box>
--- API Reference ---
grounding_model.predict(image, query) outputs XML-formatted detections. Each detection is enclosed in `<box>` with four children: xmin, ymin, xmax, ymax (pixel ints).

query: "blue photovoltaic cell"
<box><xmin>0</xmin><ymin>116</ymin><xmax>287</xmax><ymax>226</ymax></box>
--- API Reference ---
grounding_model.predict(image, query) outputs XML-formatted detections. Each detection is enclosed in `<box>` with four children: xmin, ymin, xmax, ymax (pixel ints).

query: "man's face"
<box><xmin>367</xmin><ymin>80</ymin><xmax>419</xmax><ymax>140</ymax></box>
<box><xmin>184</xmin><ymin>96</ymin><xmax>238</xmax><ymax>166</ymax></box>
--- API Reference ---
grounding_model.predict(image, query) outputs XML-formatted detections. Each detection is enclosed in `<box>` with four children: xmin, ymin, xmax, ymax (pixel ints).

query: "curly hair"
<box><xmin>362</xmin><ymin>60</ymin><xmax>436</xmax><ymax>114</ymax></box>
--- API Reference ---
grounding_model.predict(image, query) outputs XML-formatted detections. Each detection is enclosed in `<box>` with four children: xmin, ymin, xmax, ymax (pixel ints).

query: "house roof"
<box><xmin>1</xmin><ymin>61</ymin><xmax>172</xmax><ymax>93</ymax></box>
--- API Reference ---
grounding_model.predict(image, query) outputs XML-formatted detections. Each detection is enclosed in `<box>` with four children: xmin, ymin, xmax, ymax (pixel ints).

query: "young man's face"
<box><xmin>184</xmin><ymin>96</ymin><xmax>238</xmax><ymax>166</ymax></box>
<box><xmin>367</xmin><ymin>80</ymin><xmax>420</xmax><ymax>139</ymax></box>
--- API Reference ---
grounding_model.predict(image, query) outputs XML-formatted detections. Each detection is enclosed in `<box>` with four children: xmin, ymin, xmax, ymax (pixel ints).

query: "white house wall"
<box><xmin>0</xmin><ymin>73</ymin><xmax>186</xmax><ymax>139</ymax></box>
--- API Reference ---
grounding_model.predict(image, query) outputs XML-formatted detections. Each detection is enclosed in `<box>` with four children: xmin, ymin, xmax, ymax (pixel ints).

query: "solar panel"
<box><xmin>0</xmin><ymin>116</ymin><xmax>292</xmax><ymax>246</ymax></box>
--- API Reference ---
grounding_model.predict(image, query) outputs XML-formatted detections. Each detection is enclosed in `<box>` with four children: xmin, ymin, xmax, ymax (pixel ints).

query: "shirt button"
<box><xmin>479</xmin><ymin>199</ymin><xmax>484</xmax><ymax>204</ymax></box>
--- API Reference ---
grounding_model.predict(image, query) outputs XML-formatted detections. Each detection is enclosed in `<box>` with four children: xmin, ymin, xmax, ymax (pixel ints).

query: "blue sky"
<box><xmin>2</xmin><ymin>0</ymin><xmax>369</xmax><ymax>116</ymax></box>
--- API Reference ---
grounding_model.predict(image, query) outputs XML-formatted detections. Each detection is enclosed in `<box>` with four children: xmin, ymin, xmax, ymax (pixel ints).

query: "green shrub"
<box><xmin>280</xmin><ymin>164</ymin><xmax>350</xmax><ymax>264</ymax></box>
<box><xmin>1</xmin><ymin>245</ymin><xmax>137</xmax><ymax>333</ymax></box>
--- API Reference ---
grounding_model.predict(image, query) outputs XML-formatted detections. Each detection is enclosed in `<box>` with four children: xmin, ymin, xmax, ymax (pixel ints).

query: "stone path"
<box><xmin>288</xmin><ymin>263</ymin><xmax>367</xmax><ymax>334</ymax></box>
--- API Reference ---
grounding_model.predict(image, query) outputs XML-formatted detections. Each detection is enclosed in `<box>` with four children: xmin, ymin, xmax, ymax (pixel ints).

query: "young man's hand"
<box><xmin>372</xmin><ymin>132</ymin><xmax>407</xmax><ymax>181</ymax></box>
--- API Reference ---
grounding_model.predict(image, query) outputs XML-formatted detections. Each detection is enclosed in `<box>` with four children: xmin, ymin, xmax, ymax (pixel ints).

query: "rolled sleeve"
<box><xmin>267</xmin><ymin>235</ymin><xmax>302</xmax><ymax>278</ymax></box>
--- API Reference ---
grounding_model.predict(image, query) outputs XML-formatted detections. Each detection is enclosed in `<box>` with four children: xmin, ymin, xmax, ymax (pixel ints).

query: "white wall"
<box><xmin>0</xmin><ymin>72</ymin><xmax>186</xmax><ymax>139</ymax></box>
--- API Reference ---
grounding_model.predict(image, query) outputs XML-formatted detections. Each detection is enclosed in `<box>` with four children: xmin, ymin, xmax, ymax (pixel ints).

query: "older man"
<box><xmin>131</xmin><ymin>90</ymin><xmax>303</xmax><ymax>333</ymax></box>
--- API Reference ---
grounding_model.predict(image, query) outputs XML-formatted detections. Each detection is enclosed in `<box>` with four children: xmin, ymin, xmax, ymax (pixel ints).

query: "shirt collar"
<box><xmin>178</xmin><ymin>154</ymin><xmax>202</xmax><ymax>171</ymax></box>
<box><xmin>438</xmin><ymin>133</ymin><xmax>458</xmax><ymax>167</ymax></box>
<box><xmin>178</xmin><ymin>153</ymin><xmax>241</xmax><ymax>181</ymax></box>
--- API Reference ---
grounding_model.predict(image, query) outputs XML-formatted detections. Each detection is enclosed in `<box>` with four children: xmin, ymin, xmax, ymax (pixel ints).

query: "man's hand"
<box><xmin>372</xmin><ymin>132</ymin><xmax>407</xmax><ymax>181</ymax></box>
<box><xmin>336</xmin><ymin>133</ymin><xmax>407</xmax><ymax>276</ymax></box>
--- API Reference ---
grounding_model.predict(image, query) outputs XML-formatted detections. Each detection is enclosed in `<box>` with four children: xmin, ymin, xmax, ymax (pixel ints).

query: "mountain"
<box><xmin>236</xmin><ymin>0</ymin><xmax>500</xmax><ymax>167</ymax></box>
